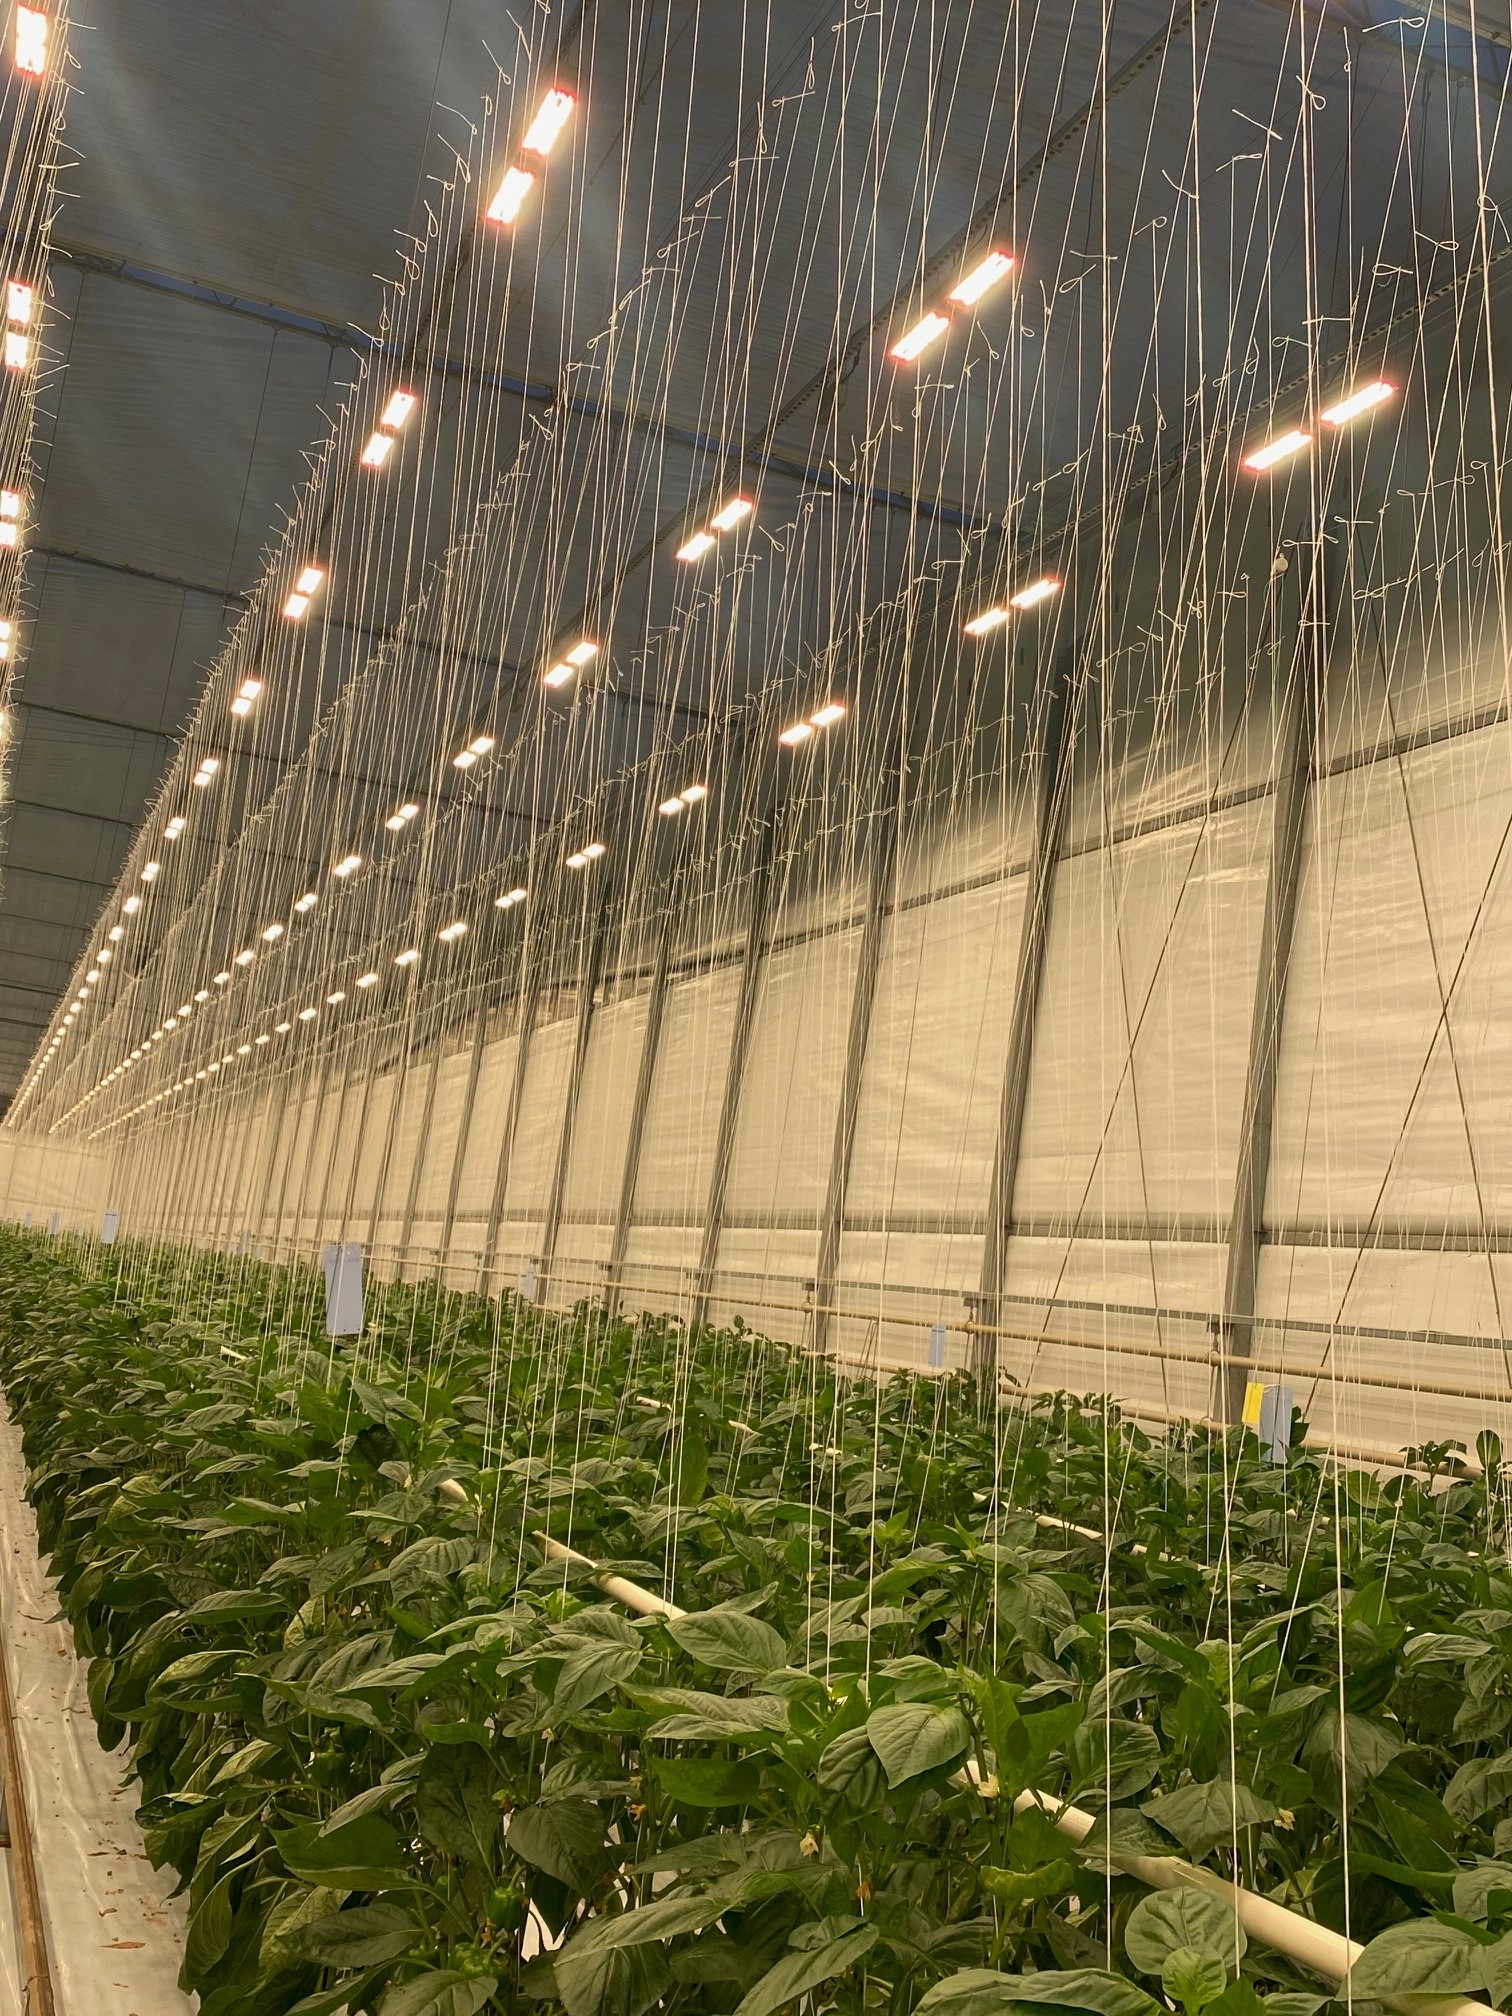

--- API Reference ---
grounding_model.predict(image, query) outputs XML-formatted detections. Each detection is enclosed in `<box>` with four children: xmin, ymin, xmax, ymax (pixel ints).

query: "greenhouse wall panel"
<box><xmin>628</xmin><ymin>964</ymin><xmax>743</xmax><ymax>1224</ymax></box>
<box><xmin>500</xmin><ymin>1018</ymin><xmax>577</xmax><ymax>1223</ymax></box>
<box><xmin>558</xmin><ymin>993</ymin><xmax>650</xmax><ymax>1223</ymax></box>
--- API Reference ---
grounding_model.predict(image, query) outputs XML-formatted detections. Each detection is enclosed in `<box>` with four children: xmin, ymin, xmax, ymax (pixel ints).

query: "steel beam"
<box><xmin>690</xmin><ymin>822</ymin><xmax>782</xmax><ymax>1332</ymax></box>
<box><xmin>973</xmin><ymin>641</ymin><xmax>1081</xmax><ymax>1376</ymax></box>
<box><xmin>1215</xmin><ymin>545</ymin><xmax>1323</xmax><ymax>1421</ymax></box>
<box><xmin>603</xmin><ymin>905</ymin><xmax>675</xmax><ymax>1318</ymax></box>
<box><xmin>811</xmin><ymin>819</ymin><xmax>898</xmax><ymax>1356</ymax></box>
<box><xmin>537</xmin><ymin>898</ymin><xmax>613</xmax><ymax>1303</ymax></box>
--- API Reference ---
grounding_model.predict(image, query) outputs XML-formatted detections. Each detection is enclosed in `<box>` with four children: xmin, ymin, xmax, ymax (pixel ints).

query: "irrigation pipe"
<box><xmin>1012</xmin><ymin>1790</ymin><xmax>1484</xmax><ymax>2016</ymax></box>
<box><xmin>533</xmin><ymin>1525</ymin><xmax>686</xmax><ymax>1620</ymax></box>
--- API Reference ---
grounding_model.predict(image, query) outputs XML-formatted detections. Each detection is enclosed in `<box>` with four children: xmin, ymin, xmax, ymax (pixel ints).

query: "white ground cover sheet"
<box><xmin>0</xmin><ymin>1394</ymin><xmax>193</xmax><ymax>2015</ymax></box>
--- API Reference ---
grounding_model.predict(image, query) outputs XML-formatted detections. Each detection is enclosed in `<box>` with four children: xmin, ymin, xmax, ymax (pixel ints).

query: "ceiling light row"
<box><xmin>779</xmin><ymin>700</ymin><xmax>846</xmax><ymax>747</ymax></box>
<box><xmin>1243</xmin><ymin>379</ymin><xmax>1395</xmax><ymax>474</ymax></box>
<box><xmin>542</xmin><ymin>637</ymin><xmax>598</xmax><ymax>690</ymax></box>
<box><xmin>676</xmin><ymin>495</ymin><xmax>752</xmax><ymax>565</ymax></box>
<box><xmin>487</xmin><ymin>88</ymin><xmax>576</xmax><ymax>226</ymax></box>
<box><xmin>890</xmin><ymin>247</ymin><xmax>1014</xmax><ymax>364</ymax></box>
<box><xmin>283</xmin><ymin>563</ymin><xmax>325</xmax><ymax>623</ymax></box>
<box><xmin>360</xmin><ymin>387</ymin><xmax>418</xmax><ymax>470</ymax></box>
<box><xmin>963</xmin><ymin>575</ymin><xmax>1061</xmax><ymax>637</ymax></box>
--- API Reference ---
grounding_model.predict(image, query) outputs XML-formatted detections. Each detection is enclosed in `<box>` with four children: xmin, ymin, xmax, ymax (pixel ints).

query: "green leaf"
<box><xmin>642</xmin><ymin>1691</ymin><xmax>791</xmax><ymax>1742</ymax></box>
<box><xmin>275</xmin><ymin>1814</ymin><xmax>416</xmax><ymax>1891</ymax></box>
<box><xmin>182</xmin><ymin>1865</ymin><xmax>235</xmax><ymax>1985</ymax></box>
<box><xmin>981</xmin><ymin>1861</ymin><xmax>1078</xmax><ymax>1904</ymax></box>
<box><xmin>1348</xmin><ymin>1921</ymin><xmax>1486</xmax><ymax>1997</ymax></box>
<box><xmin>652</xmin><ymin>1756</ymin><xmax>761</xmax><ymax>1807</ymax></box>
<box><xmin>378</xmin><ymin>1971</ymin><xmax>497</xmax><ymax>2016</ymax></box>
<box><xmin>286</xmin><ymin>1899</ymin><xmax>422</xmax><ymax>1969</ymax></box>
<box><xmin>554</xmin><ymin>1641</ymin><xmax>644</xmax><ymax>1717</ymax></box>
<box><xmin>1124</xmin><ymin>1891</ymin><xmax>1246</xmax><ymax>1977</ymax></box>
<box><xmin>507</xmin><ymin>1798</ymin><xmax>607</xmax><ymax>1893</ymax></box>
<box><xmin>1163</xmin><ymin>1948</ymin><xmax>1229</xmax><ymax>2014</ymax></box>
<box><xmin>1071</xmin><ymin>1718</ymin><xmax>1163</xmax><ymax>1799</ymax></box>
<box><xmin>732</xmin><ymin>1925</ymin><xmax>878</xmax><ymax>2016</ymax></box>
<box><xmin>1078</xmin><ymin>1807</ymin><xmax>1181</xmax><ymax>1867</ymax></box>
<box><xmin>416</xmin><ymin>1745</ymin><xmax>500</xmax><ymax>1867</ymax></box>
<box><xmin>1456</xmin><ymin>1863</ymin><xmax>1512</xmax><ymax>1923</ymax></box>
<box><xmin>668</xmin><ymin>1606</ymin><xmax>786</xmax><ymax>1674</ymax></box>
<box><xmin>916</xmin><ymin>1967</ymin><xmax>1162</xmax><ymax>2016</ymax></box>
<box><xmin>866</xmin><ymin>1701</ymin><xmax>972</xmax><ymax>1787</ymax></box>
<box><xmin>1140</xmin><ymin>1782</ymin><xmax>1279</xmax><ymax>1857</ymax></box>
<box><xmin>1445</xmin><ymin>1751</ymin><xmax>1512</xmax><ymax>1824</ymax></box>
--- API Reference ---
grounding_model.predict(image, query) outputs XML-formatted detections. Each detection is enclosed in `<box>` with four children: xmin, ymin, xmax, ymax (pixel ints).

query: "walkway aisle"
<box><xmin>0</xmin><ymin>1397</ymin><xmax>192</xmax><ymax>2016</ymax></box>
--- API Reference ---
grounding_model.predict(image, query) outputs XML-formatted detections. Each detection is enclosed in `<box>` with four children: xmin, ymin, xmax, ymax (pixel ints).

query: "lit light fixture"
<box><xmin>385</xmin><ymin>813</ymin><xmax>405</xmax><ymax>831</ymax></box>
<box><xmin>680</xmin><ymin>782</ymin><xmax>708</xmax><ymax>804</ymax></box>
<box><xmin>0</xmin><ymin>619</ymin><xmax>12</xmax><ymax>660</ymax></box>
<box><xmin>331</xmin><ymin>854</ymin><xmax>362</xmax><ymax>878</ymax></box>
<box><xmin>675</xmin><ymin>530</ymin><xmax>716</xmax><ymax>563</ymax></box>
<box><xmin>584</xmin><ymin>840</ymin><xmax>606</xmax><ymax>860</ymax></box>
<box><xmin>355</xmin><ymin>970</ymin><xmax>379</xmax><ymax>988</ymax></box>
<box><xmin>254</xmin><ymin>1033</ymin><xmax>269</xmax><ymax>1044</ymax></box>
<box><xmin>261</xmin><ymin>922</ymin><xmax>284</xmax><ymax>941</ymax></box>
<box><xmin>964</xmin><ymin>606</ymin><xmax>1008</xmax><ymax>637</ymax></box>
<box><xmin>236</xmin><ymin>1042</ymin><xmax>251</xmax><ymax>1056</ymax></box>
<box><xmin>567</xmin><ymin>639</ymin><xmax>597</xmax><ymax>667</ymax></box>
<box><xmin>543</xmin><ymin>663</ymin><xmax>574</xmax><ymax>689</ymax></box>
<box><xmin>810</xmin><ymin>701</ymin><xmax>846</xmax><ymax>728</ymax></box>
<box><xmin>4</xmin><ymin>332</ymin><xmax>30</xmax><ymax>371</ymax></box>
<box><xmin>213</xmin><ymin>970</ymin><xmax>231</xmax><ymax>986</ymax></box>
<box><xmin>521</xmin><ymin>87</ymin><xmax>576</xmax><ymax>156</ymax></box>
<box><xmin>5</xmin><ymin>281</ymin><xmax>31</xmax><ymax>326</ymax></box>
<box><xmin>234</xmin><ymin>948</ymin><xmax>256</xmax><ymax>967</ymax></box>
<box><xmin>1243</xmin><ymin>428</ymin><xmax>1311</xmax><ymax>474</ymax></box>
<box><xmin>283</xmin><ymin>565</ymin><xmax>325</xmax><ymax>621</ymax></box>
<box><xmin>164</xmin><ymin>816</ymin><xmax>186</xmax><ymax>838</ymax></box>
<box><xmin>454</xmin><ymin>733</ymin><xmax>494</xmax><ymax>768</ymax></box>
<box><xmin>193</xmin><ymin>987</ymin><xmax>209</xmax><ymax>1002</ymax></box>
<box><xmin>274</xmin><ymin>1021</ymin><xmax>292</xmax><ymax>1034</ymax></box>
<box><xmin>326</xmin><ymin>990</ymin><xmax>346</xmax><ymax>1006</ymax></box>
<box><xmin>710</xmin><ymin>496</ymin><xmax>753</xmax><ymax>532</ymax></box>
<box><xmin>294</xmin><ymin>891</ymin><xmax>318</xmax><ymax>913</ymax></box>
<box><xmin>297</xmin><ymin>1006</ymin><xmax>318</xmax><ymax>1022</ymax></box>
<box><xmin>565</xmin><ymin>851</ymin><xmax>587</xmax><ymax>869</ymax></box>
<box><xmin>1009</xmin><ymin>577</ymin><xmax>1060</xmax><ymax>610</ymax></box>
<box><xmin>230</xmin><ymin>677</ymin><xmax>262</xmax><ymax>717</ymax></box>
<box><xmin>779</xmin><ymin>719</ymin><xmax>814</xmax><ymax>746</ymax></box>
<box><xmin>0</xmin><ymin>488</ymin><xmax>20</xmax><ymax>522</ymax></box>
<box><xmin>438</xmin><ymin>920</ymin><xmax>469</xmax><ymax>943</ymax></box>
<box><xmin>97</xmin><ymin>948</ymin><xmax>110</xmax><ymax>963</ymax></box>
<box><xmin>495</xmin><ymin>886</ymin><xmax>527</xmax><ymax>909</ymax></box>
<box><xmin>140</xmin><ymin>861</ymin><xmax>160</xmax><ymax>882</ymax></box>
<box><xmin>123</xmin><ymin>895</ymin><xmax>140</xmax><ymax>915</ymax></box>
<box><xmin>395</xmin><ymin>947</ymin><xmax>420</xmax><ymax>967</ymax></box>
<box><xmin>177</xmin><ymin>1001</ymin><xmax>192</xmax><ymax>1015</ymax></box>
<box><xmin>14</xmin><ymin>7</ymin><xmax>46</xmax><ymax>76</ymax></box>
<box><xmin>889</xmin><ymin>312</ymin><xmax>950</xmax><ymax>362</ymax></box>
<box><xmin>85</xmin><ymin>967</ymin><xmax>98</xmax><ymax>982</ymax></box>
<box><xmin>1320</xmin><ymin>379</ymin><xmax>1395</xmax><ymax>427</ymax></box>
<box><xmin>487</xmin><ymin>164</ymin><xmax>536</xmax><ymax>225</ymax></box>
<box><xmin>360</xmin><ymin>432</ymin><xmax>395</xmax><ymax>470</ymax></box>
<box><xmin>380</xmin><ymin>390</ymin><xmax>417</xmax><ymax>430</ymax></box>
<box><xmin>659</xmin><ymin>796</ymin><xmax>685</xmax><ymax>817</ymax></box>
<box><xmin>949</xmin><ymin>249</ymin><xmax>1015</xmax><ymax>306</ymax></box>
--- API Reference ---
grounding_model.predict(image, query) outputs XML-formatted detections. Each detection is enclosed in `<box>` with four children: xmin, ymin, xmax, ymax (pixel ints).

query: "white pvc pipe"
<box><xmin>535</xmin><ymin>1532</ymin><xmax>686</xmax><ymax>1620</ymax></box>
<box><xmin>1013</xmin><ymin>1789</ymin><xmax>1482</xmax><ymax>2016</ymax></box>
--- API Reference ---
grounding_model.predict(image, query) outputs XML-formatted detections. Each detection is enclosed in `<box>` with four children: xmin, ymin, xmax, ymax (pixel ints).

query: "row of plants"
<box><xmin>0</xmin><ymin>1228</ymin><xmax>1509</xmax><ymax>2016</ymax></box>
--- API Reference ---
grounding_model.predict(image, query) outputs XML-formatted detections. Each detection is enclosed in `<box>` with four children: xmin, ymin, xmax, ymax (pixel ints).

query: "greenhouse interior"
<box><xmin>0</xmin><ymin>0</ymin><xmax>1505</xmax><ymax>2012</ymax></box>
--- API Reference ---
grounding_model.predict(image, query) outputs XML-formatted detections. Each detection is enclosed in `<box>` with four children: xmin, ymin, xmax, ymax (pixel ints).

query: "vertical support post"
<box><xmin>690</xmin><ymin>821</ymin><xmax>781</xmax><ymax>1333</ymax></box>
<box><xmin>811</xmin><ymin>817</ymin><xmax>899</xmax><ymax>1356</ymax></box>
<box><xmin>479</xmin><ymin>966</ymin><xmax>544</xmax><ymax>1295</ymax></box>
<box><xmin>395</xmin><ymin>1042</ymin><xmax>446</xmax><ymax>1279</ymax></box>
<box><xmin>1216</xmin><ymin>545</ymin><xmax>1322</xmax><ymax>1422</ymax></box>
<box><xmin>973</xmin><ymin>641</ymin><xmax>1081</xmax><ymax>1377</ymax></box>
<box><xmin>436</xmin><ymin>1006</ymin><xmax>490</xmax><ymax>1282</ymax></box>
<box><xmin>604</xmin><ymin>905</ymin><xmax>675</xmax><ymax>1318</ymax></box>
<box><xmin>538</xmin><ymin>895</ymin><xmax>612</xmax><ymax>1303</ymax></box>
